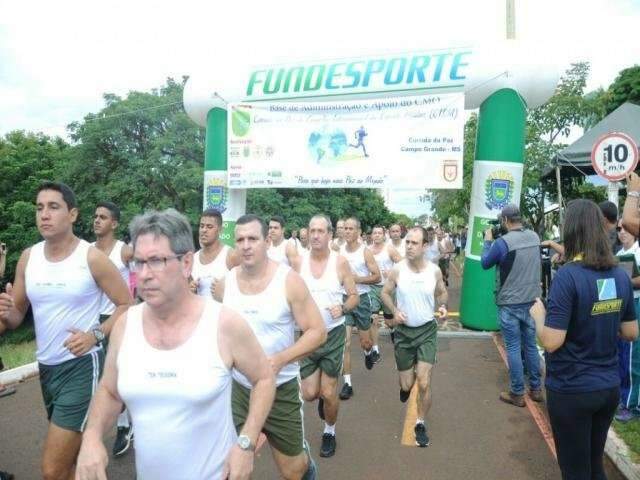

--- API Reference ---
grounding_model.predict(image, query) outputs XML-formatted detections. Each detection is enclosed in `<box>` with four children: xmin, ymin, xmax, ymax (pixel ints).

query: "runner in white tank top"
<box><xmin>76</xmin><ymin>208</ymin><xmax>275</xmax><ymax>480</ymax></box>
<box><xmin>388</xmin><ymin>223</ymin><xmax>406</xmax><ymax>258</ymax></box>
<box><xmin>92</xmin><ymin>201</ymin><xmax>136</xmax><ymax>456</ymax></box>
<box><xmin>0</xmin><ymin>185</ymin><xmax>131</xmax><ymax>479</ymax></box>
<box><xmin>338</xmin><ymin>218</ymin><xmax>382</xmax><ymax>401</ymax></box>
<box><xmin>381</xmin><ymin>226</ymin><xmax>448</xmax><ymax>448</ymax></box>
<box><xmin>291</xmin><ymin>214</ymin><xmax>359</xmax><ymax>458</ymax></box>
<box><xmin>192</xmin><ymin>209</ymin><xmax>239</xmax><ymax>298</ymax></box>
<box><xmin>215</xmin><ymin>214</ymin><xmax>325</xmax><ymax>479</ymax></box>
<box><xmin>267</xmin><ymin>216</ymin><xmax>297</xmax><ymax>266</ymax></box>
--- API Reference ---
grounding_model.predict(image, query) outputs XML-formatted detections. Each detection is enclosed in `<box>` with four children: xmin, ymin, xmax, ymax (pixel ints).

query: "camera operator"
<box><xmin>481</xmin><ymin>204</ymin><xmax>543</xmax><ymax>407</ymax></box>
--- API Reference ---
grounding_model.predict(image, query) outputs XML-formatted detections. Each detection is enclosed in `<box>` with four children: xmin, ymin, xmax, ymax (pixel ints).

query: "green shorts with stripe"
<box><xmin>345</xmin><ymin>292</ymin><xmax>372</xmax><ymax>330</ymax></box>
<box><xmin>232</xmin><ymin>378</ymin><xmax>304</xmax><ymax>456</ymax></box>
<box><xmin>300</xmin><ymin>325</ymin><xmax>346</xmax><ymax>379</ymax></box>
<box><xmin>369</xmin><ymin>284</ymin><xmax>392</xmax><ymax>316</ymax></box>
<box><xmin>39</xmin><ymin>350</ymin><xmax>104</xmax><ymax>432</ymax></box>
<box><xmin>393</xmin><ymin>321</ymin><xmax>438</xmax><ymax>371</ymax></box>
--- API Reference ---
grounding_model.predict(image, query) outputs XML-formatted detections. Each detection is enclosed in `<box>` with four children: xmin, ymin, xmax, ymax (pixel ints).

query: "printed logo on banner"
<box><xmin>232</xmin><ymin>107</ymin><xmax>251</xmax><ymax>137</ymax></box>
<box><xmin>206</xmin><ymin>176</ymin><xmax>228</xmax><ymax>213</ymax></box>
<box><xmin>443</xmin><ymin>160</ymin><xmax>458</xmax><ymax>182</ymax></box>
<box><xmin>484</xmin><ymin>170</ymin><xmax>515</xmax><ymax>210</ymax></box>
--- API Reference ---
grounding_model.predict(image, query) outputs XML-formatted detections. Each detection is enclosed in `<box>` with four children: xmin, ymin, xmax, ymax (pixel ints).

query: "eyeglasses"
<box><xmin>131</xmin><ymin>254</ymin><xmax>184</xmax><ymax>272</ymax></box>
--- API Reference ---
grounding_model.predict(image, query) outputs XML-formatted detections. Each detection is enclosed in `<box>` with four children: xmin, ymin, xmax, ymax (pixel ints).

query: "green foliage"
<box><xmin>613</xmin><ymin>420</ymin><xmax>640</xmax><ymax>463</ymax></box>
<box><xmin>0</xmin><ymin>325</ymin><xmax>35</xmax><ymax>347</ymax></box>
<box><xmin>605</xmin><ymin>65</ymin><xmax>640</xmax><ymax>114</ymax></box>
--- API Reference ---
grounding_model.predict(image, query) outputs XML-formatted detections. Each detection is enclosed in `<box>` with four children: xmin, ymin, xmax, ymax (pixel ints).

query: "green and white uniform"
<box><xmin>371</xmin><ymin>245</ymin><xmax>394</xmax><ymax>315</ymax></box>
<box><xmin>340</xmin><ymin>244</ymin><xmax>372</xmax><ymax>331</ymax></box>
<box><xmin>192</xmin><ymin>245</ymin><xmax>230</xmax><ymax>297</ymax></box>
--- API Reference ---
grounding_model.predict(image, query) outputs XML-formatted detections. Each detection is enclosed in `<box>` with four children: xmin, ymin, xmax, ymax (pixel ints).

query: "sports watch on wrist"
<box><xmin>237</xmin><ymin>434</ymin><xmax>255</xmax><ymax>452</ymax></box>
<box><xmin>92</xmin><ymin>328</ymin><xmax>105</xmax><ymax>345</ymax></box>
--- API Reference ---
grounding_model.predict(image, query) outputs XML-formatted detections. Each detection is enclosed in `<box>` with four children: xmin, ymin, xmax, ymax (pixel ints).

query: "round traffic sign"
<box><xmin>591</xmin><ymin>132</ymin><xmax>639</xmax><ymax>181</ymax></box>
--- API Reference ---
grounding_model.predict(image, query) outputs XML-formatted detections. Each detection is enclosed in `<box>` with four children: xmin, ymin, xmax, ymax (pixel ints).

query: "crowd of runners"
<box><xmin>0</xmin><ymin>181</ymin><xmax>458</xmax><ymax>480</ymax></box>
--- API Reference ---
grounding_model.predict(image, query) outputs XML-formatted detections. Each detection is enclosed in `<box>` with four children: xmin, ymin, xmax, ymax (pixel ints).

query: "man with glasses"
<box><xmin>0</xmin><ymin>181</ymin><xmax>132</xmax><ymax>480</ymax></box>
<box><xmin>214</xmin><ymin>214</ymin><xmax>326</xmax><ymax>480</ymax></box>
<box><xmin>76</xmin><ymin>209</ymin><xmax>276</xmax><ymax>479</ymax></box>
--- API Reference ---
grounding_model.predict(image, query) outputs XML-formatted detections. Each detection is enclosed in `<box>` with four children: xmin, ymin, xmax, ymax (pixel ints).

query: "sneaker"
<box><xmin>339</xmin><ymin>383</ymin><xmax>353</xmax><ymax>400</ymax></box>
<box><xmin>364</xmin><ymin>352</ymin><xmax>374</xmax><ymax>370</ymax></box>
<box><xmin>414</xmin><ymin>423</ymin><xmax>430</xmax><ymax>447</ymax></box>
<box><xmin>112</xmin><ymin>426</ymin><xmax>134</xmax><ymax>457</ymax></box>
<box><xmin>615</xmin><ymin>406</ymin><xmax>639</xmax><ymax>423</ymax></box>
<box><xmin>317</xmin><ymin>397</ymin><xmax>325</xmax><ymax>420</ymax></box>
<box><xmin>371</xmin><ymin>350</ymin><xmax>381</xmax><ymax>364</ymax></box>
<box><xmin>529</xmin><ymin>389</ymin><xmax>544</xmax><ymax>403</ymax></box>
<box><xmin>400</xmin><ymin>389</ymin><xmax>411</xmax><ymax>403</ymax></box>
<box><xmin>0</xmin><ymin>471</ymin><xmax>15</xmax><ymax>480</ymax></box>
<box><xmin>320</xmin><ymin>433</ymin><xmax>336</xmax><ymax>457</ymax></box>
<box><xmin>302</xmin><ymin>454</ymin><xmax>318</xmax><ymax>480</ymax></box>
<box><xmin>499</xmin><ymin>391</ymin><xmax>525</xmax><ymax>408</ymax></box>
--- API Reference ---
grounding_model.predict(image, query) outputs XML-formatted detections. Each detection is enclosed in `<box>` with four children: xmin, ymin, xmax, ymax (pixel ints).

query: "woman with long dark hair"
<box><xmin>530</xmin><ymin>199</ymin><xmax>639</xmax><ymax>480</ymax></box>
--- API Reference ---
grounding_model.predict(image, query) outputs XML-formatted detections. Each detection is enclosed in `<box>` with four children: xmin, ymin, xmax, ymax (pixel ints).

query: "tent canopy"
<box><xmin>542</xmin><ymin>102</ymin><xmax>640</xmax><ymax>179</ymax></box>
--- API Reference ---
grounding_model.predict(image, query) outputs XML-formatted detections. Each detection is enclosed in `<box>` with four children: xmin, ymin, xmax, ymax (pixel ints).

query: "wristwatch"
<box><xmin>237</xmin><ymin>434</ymin><xmax>255</xmax><ymax>452</ymax></box>
<box><xmin>92</xmin><ymin>328</ymin><xmax>105</xmax><ymax>345</ymax></box>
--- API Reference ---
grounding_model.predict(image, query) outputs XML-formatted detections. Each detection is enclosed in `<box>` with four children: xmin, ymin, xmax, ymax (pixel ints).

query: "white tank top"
<box><xmin>192</xmin><ymin>245</ymin><xmax>230</xmax><ymax>297</ymax></box>
<box><xmin>340</xmin><ymin>244</ymin><xmax>371</xmax><ymax>294</ymax></box>
<box><xmin>117</xmin><ymin>300</ymin><xmax>236</xmax><ymax>480</ymax></box>
<box><xmin>223</xmin><ymin>264</ymin><xmax>298</xmax><ymax>387</ymax></box>
<box><xmin>424</xmin><ymin>239</ymin><xmax>440</xmax><ymax>263</ymax></box>
<box><xmin>373</xmin><ymin>245</ymin><xmax>394</xmax><ymax>285</ymax></box>
<box><xmin>300</xmin><ymin>251</ymin><xmax>345</xmax><ymax>331</ymax></box>
<box><xmin>92</xmin><ymin>240</ymin><xmax>130</xmax><ymax>316</ymax></box>
<box><xmin>25</xmin><ymin>240</ymin><xmax>102</xmax><ymax>365</ymax></box>
<box><xmin>396</xmin><ymin>260</ymin><xmax>437</xmax><ymax>327</ymax></box>
<box><xmin>267</xmin><ymin>240</ymin><xmax>290</xmax><ymax>266</ymax></box>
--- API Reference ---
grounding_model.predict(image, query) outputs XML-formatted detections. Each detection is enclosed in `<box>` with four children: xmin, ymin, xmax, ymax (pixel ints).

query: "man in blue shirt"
<box><xmin>481</xmin><ymin>204</ymin><xmax>542</xmax><ymax>407</ymax></box>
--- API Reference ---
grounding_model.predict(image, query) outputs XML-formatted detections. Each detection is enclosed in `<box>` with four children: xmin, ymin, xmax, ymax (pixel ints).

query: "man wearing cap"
<box><xmin>481</xmin><ymin>204</ymin><xmax>543</xmax><ymax>407</ymax></box>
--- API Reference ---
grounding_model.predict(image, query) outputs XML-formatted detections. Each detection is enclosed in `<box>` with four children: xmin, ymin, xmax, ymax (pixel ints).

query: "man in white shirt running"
<box><xmin>215</xmin><ymin>214</ymin><xmax>326</xmax><ymax>480</ymax></box>
<box><xmin>76</xmin><ymin>208</ymin><xmax>276</xmax><ymax>480</ymax></box>
<box><xmin>189</xmin><ymin>209</ymin><xmax>239</xmax><ymax>298</ymax></box>
<box><xmin>388</xmin><ymin>223</ymin><xmax>406</xmax><ymax>257</ymax></box>
<box><xmin>382</xmin><ymin>226</ymin><xmax>448</xmax><ymax>448</ymax></box>
<box><xmin>331</xmin><ymin>218</ymin><xmax>347</xmax><ymax>252</ymax></box>
<box><xmin>0</xmin><ymin>181</ymin><xmax>131</xmax><ymax>480</ymax></box>
<box><xmin>267</xmin><ymin>215</ymin><xmax>298</xmax><ymax>266</ymax></box>
<box><xmin>92</xmin><ymin>200</ymin><xmax>135</xmax><ymax>457</ymax></box>
<box><xmin>291</xmin><ymin>214</ymin><xmax>359</xmax><ymax>458</ymax></box>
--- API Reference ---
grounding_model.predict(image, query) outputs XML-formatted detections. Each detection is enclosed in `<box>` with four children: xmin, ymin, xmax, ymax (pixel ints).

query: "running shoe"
<box><xmin>0</xmin><ymin>471</ymin><xmax>14</xmax><ymax>480</ymax></box>
<box><xmin>615</xmin><ymin>406</ymin><xmax>640</xmax><ymax>423</ymax></box>
<box><xmin>339</xmin><ymin>383</ymin><xmax>353</xmax><ymax>400</ymax></box>
<box><xmin>415</xmin><ymin>423</ymin><xmax>430</xmax><ymax>447</ymax></box>
<box><xmin>320</xmin><ymin>433</ymin><xmax>336</xmax><ymax>457</ymax></box>
<box><xmin>400</xmin><ymin>388</ymin><xmax>411</xmax><ymax>403</ymax></box>
<box><xmin>318</xmin><ymin>397</ymin><xmax>325</xmax><ymax>420</ymax></box>
<box><xmin>364</xmin><ymin>352</ymin><xmax>374</xmax><ymax>370</ymax></box>
<box><xmin>113</xmin><ymin>426</ymin><xmax>134</xmax><ymax>457</ymax></box>
<box><xmin>370</xmin><ymin>350</ymin><xmax>381</xmax><ymax>364</ymax></box>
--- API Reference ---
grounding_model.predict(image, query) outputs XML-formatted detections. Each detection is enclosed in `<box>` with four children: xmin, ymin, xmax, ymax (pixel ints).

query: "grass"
<box><xmin>0</xmin><ymin>339</ymin><xmax>36</xmax><ymax>370</ymax></box>
<box><xmin>612</xmin><ymin>420</ymin><xmax>640</xmax><ymax>463</ymax></box>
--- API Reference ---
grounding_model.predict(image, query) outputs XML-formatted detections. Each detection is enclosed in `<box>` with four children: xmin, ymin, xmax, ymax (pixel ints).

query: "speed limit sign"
<box><xmin>591</xmin><ymin>132</ymin><xmax>639</xmax><ymax>181</ymax></box>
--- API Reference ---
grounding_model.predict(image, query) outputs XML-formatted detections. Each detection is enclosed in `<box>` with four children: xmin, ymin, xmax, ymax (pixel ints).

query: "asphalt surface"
<box><xmin>0</xmin><ymin>264</ymin><xmax>626</xmax><ymax>479</ymax></box>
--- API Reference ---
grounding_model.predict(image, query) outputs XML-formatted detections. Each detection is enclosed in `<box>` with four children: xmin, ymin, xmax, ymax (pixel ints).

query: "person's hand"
<box><xmin>392</xmin><ymin>309</ymin><xmax>407</xmax><ymax>326</ymax></box>
<box><xmin>64</xmin><ymin>328</ymin><xmax>97</xmax><ymax>356</ymax></box>
<box><xmin>530</xmin><ymin>298</ymin><xmax>546</xmax><ymax>324</ymax></box>
<box><xmin>484</xmin><ymin>228</ymin><xmax>494</xmax><ymax>242</ymax></box>
<box><xmin>267</xmin><ymin>353</ymin><xmax>284</xmax><ymax>375</ymax></box>
<box><xmin>627</xmin><ymin>172</ymin><xmax>640</xmax><ymax>193</ymax></box>
<box><xmin>75</xmin><ymin>434</ymin><xmax>108</xmax><ymax>480</ymax></box>
<box><xmin>437</xmin><ymin>305</ymin><xmax>448</xmax><ymax>320</ymax></box>
<box><xmin>222</xmin><ymin>445</ymin><xmax>254</xmax><ymax>480</ymax></box>
<box><xmin>327</xmin><ymin>304</ymin><xmax>343</xmax><ymax>319</ymax></box>
<box><xmin>0</xmin><ymin>283</ymin><xmax>14</xmax><ymax>324</ymax></box>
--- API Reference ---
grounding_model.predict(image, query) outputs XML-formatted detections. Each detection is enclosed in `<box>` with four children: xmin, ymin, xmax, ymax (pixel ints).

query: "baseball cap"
<box><xmin>500</xmin><ymin>204</ymin><xmax>521</xmax><ymax>221</ymax></box>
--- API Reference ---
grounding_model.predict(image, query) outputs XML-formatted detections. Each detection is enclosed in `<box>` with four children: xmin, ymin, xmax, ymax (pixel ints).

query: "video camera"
<box><xmin>488</xmin><ymin>219</ymin><xmax>507</xmax><ymax>240</ymax></box>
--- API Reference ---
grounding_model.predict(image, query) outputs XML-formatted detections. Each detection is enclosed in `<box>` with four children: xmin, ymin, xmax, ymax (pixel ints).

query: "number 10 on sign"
<box><xmin>591</xmin><ymin>132</ymin><xmax>639</xmax><ymax>181</ymax></box>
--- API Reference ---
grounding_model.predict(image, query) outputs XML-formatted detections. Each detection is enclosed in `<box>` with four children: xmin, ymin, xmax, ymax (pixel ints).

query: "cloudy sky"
<box><xmin>1</xmin><ymin>0</ymin><xmax>638</xmax><ymax>141</ymax></box>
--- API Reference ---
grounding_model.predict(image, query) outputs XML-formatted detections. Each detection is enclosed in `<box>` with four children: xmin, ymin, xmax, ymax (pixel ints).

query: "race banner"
<box><xmin>227</xmin><ymin>94</ymin><xmax>464</xmax><ymax>189</ymax></box>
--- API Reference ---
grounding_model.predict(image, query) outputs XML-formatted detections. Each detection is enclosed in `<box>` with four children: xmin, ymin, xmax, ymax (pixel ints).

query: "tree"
<box><xmin>604</xmin><ymin>65</ymin><xmax>640</xmax><ymax>114</ymax></box>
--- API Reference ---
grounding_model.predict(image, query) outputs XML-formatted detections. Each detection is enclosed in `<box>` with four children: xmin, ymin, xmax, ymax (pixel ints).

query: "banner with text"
<box><xmin>227</xmin><ymin>94</ymin><xmax>464</xmax><ymax>189</ymax></box>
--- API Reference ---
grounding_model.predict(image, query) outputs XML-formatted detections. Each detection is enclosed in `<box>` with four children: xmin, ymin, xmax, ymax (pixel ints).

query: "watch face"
<box><xmin>238</xmin><ymin>435</ymin><xmax>251</xmax><ymax>449</ymax></box>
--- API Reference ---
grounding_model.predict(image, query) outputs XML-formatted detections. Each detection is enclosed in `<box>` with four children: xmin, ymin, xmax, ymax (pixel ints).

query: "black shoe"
<box><xmin>365</xmin><ymin>352</ymin><xmax>374</xmax><ymax>370</ymax></box>
<box><xmin>400</xmin><ymin>389</ymin><xmax>411</xmax><ymax>403</ymax></box>
<box><xmin>113</xmin><ymin>426</ymin><xmax>133</xmax><ymax>457</ymax></box>
<box><xmin>0</xmin><ymin>471</ymin><xmax>14</xmax><ymax>480</ymax></box>
<box><xmin>339</xmin><ymin>383</ymin><xmax>353</xmax><ymax>400</ymax></box>
<box><xmin>390</xmin><ymin>330</ymin><xmax>396</xmax><ymax>344</ymax></box>
<box><xmin>415</xmin><ymin>423</ymin><xmax>430</xmax><ymax>447</ymax></box>
<box><xmin>320</xmin><ymin>433</ymin><xmax>336</xmax><ymax>457</ymax></box>
<box><xmin>371</xmin><ymin>350</ymin><xmax>381</xmax><ymax>364</ymax></box>
<box><xmin>318</xmin><ymin>397</ymin><xmax>325</xmax><ymax>420</ymax></box>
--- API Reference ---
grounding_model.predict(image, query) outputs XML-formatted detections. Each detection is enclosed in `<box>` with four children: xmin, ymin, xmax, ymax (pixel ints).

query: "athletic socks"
<box><xmin>324</xmin><ymin>423</ymin><xmax>336</xmax><ymax>435</ymax></box>
<box><xmin>364</xmin><ymin>349</ymin><xmax>372</xmax><ymax>356</ymax></box>
<box><xmin>117</xmin><ymin>410</ymin><xmax>130</xmax><ymax>428</ymax></box>
<box><xmin>416</xmin><ymin>418</ymin><xmax>425</xmax><ymax>426</ymax></box>
<box><xmin>373</xmin><ymin>345</ymin><xmax>379</xmax><ymax>353</ymax></box>
<box><xmin>343</xmin><ymin>374</ymin><xmax>351</xmax><ymax>385</ymax></box>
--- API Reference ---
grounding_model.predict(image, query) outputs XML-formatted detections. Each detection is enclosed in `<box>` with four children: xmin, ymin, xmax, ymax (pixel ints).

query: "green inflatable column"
<box><xmin>204</xmin><ymin>107</ymin><xmax>246</xmax><ymax>247</ymax></box>
<box><xmin>460</xmin><ymin>88</ymin><xmax>526</xmax><ymax>330</ymax></box>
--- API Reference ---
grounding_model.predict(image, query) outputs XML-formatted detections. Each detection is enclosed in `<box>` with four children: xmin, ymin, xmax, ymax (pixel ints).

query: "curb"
<box><xmin>606</xmin><ymin>428</ymin><xmax>640</xmax><ymax>480</ymax></box>
<box><xmin>0</xmin><ymin>361</ymin><xmax>39</xmax><ymax>385</ymax></box>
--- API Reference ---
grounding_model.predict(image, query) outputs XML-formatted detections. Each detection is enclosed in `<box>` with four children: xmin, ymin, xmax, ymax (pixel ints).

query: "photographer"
<box><xmin>481</xmin><ymin>204</ymin><xmax>543</xmax><ymax>407</ymax></box>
